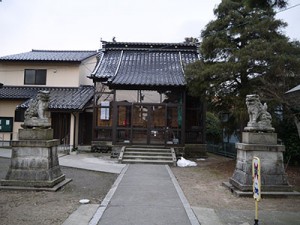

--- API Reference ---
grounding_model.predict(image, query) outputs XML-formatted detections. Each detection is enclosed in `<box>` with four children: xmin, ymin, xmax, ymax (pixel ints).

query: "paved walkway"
<box><xmin>0</xmin><ymin>148</ymin><xmax>126</xmax><ymax>174</ymax></box>
<box><xmin>58</xmin><ymin>153</ymin><xmax>126</xmax><ymax>174</ymax></box>
<box><xmin>90</xmin><ymin>164</ymin><xmax>199</xmax><ymax>225</ymax></box>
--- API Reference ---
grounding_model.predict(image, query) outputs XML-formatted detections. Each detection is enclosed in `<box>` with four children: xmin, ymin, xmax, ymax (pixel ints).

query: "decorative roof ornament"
<box><xmin>244</xmin><ymin>94</ymin><xmax>275</xmax><ymax>132</ymax></box>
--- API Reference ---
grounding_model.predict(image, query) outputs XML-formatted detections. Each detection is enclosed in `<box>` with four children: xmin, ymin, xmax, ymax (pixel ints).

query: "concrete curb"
<box><xmin>62</xmin><ymin>204</ymin><xmax>100</xmax><ymax>225</ymax></box>
<box><xmin>192</xmin><ymin>207</ymin><xmax>223</xmax><ymax>225</ymax></box>
<box><xmin>88</xmin><ymin>164</ymin><xmax>129</xmax><ymax>225</ymax></box>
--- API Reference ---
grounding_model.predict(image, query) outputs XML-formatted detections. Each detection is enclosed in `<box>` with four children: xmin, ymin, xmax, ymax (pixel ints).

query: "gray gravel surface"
<box><xmin>0</xmin><ymin>157</ymin><xmax>117</xmax><ymax>225</ymax></box>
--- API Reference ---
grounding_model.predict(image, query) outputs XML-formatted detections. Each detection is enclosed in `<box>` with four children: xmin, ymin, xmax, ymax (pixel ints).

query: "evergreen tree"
<box><xmin>185</xmin><ymin>0</ymin><xmax>300</xmax><ymax>136</ymax></box>
<box><xmin>243</xmin><ymin>0</ymin><xmax>288</xmax><ymax>9</ymax></box>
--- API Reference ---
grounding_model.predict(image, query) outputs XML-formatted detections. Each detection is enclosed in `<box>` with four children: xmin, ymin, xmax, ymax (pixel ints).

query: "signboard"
<box><xmin>100</xmin><ymin>101</ymin><xmax>110</xmax><ymax>120</ymax></box>
<box><xmin>0</xmin><ymin>117</ymin><xmax>13</xmax><ymax>132</ymax></box>
<box><xmin>253</xmin><ymin>157</ymin><xmax>261</xmax><ymax>201</ymax></box>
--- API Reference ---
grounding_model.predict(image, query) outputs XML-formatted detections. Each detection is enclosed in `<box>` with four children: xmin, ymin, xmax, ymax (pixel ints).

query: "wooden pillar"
<box><xmin>181</xmin><ymin>90</ymin><xmax>186</xmax><ymax>145</ymax></box>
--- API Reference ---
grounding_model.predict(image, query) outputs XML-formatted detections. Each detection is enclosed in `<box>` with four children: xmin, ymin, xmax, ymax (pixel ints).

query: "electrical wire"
<box><xmin>276</xmin><ymin>3</ymin><xmax>300</xmax><ymax>14</ymax></box>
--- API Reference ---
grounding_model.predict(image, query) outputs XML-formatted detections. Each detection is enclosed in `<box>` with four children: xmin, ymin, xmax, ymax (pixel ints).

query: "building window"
<box><xmin>15</xmin><ymin>109</ymin><xmax>25</xmax><ymax>122</ymax></box>
<box><xmin>24</xmin><ymin>69</ymin><xmax>46</xmax><ymax>85</ymax></box>
<box><xmin>0</xmin><ymin>117</ymin><xmax>13</xmax><ymax>132</ymax></box>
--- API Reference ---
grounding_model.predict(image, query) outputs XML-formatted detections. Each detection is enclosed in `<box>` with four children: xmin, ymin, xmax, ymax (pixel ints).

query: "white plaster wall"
<box><xmin>0</xmin><ymin>62</ymin><xmax>24</xmax><ymax>85</ymax></box>
<box><xmin>46</xmin><ymin>64</ymin><xmax>80</xmax><ymax>87</ymax></box>
<box><xmin>79</xmin><ymin>56</ymin><xmax>97</xmax><ymax>86</ymax></box>
<box><xmin>0</xmin><ymin>62</ymin><xmax>81</xmax><ymax>87</ymax></box>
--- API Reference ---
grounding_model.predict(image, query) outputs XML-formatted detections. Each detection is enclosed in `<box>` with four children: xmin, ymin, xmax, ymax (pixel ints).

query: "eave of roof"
<box><xmin>91</xmin><ymin>41</ymin><xmax>199</xmax><ymax>89</ymax></box>
<box><xmin>0</xmin><ymin>50</ymin><xmax>98</xmax><ymax>63</ymax></box>
<box><xmin>0</xmin><ymin>85</ymin><xmax>94</xmax><ymax>111</ymax></box>
<box><xmin>286</xmin><ymin>84</ymin><xmax>300</xmax><ymax>94</ymax></box>
<box><xmin>285</xmin><ymin>84</ymin><xmax>300</xmax><ymax>110</ymax></box>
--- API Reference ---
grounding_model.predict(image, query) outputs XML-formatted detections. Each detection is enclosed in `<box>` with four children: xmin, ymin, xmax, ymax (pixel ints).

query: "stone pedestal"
<box><xmin>1</xmin><ymin>128</ymin><xmax>70</xmax><ymax>190</ymax></box>
<box><xmin>229</xmin><ymin>132</ymin><xmax>292</xmax><ymax>192</ymax></box>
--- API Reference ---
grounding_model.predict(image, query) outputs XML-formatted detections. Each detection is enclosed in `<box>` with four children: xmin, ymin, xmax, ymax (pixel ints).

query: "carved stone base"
<box><xmin>22</xmin><ymin>118</ymin><xmax>51</xmax><ymax>129</ymax></box>
<box><xmin>1</xmin><ymin>174</ymin><xmax>65</xmax><ymax>188</ymax></box>
<box><xmin>229</xmin><ymin>132</ymin><xmax>293</xmax><ymax>192</ymax></box>
<box><xmin>244</xmin><ymin>125</ymin><xmax>275</xmax><ymax>132</ymax></box>
<box><xmin>1</xmin><ymin>138</ymin><xmax>66</xmax><ymax>188</ymax></box>
<box><xmin>19</xmin><ymin>128</ymin><xmax>53</xmax><ymax>140</ymax></box>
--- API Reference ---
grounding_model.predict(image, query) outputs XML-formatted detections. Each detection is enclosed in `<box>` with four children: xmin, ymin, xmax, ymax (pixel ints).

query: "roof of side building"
<box><xmin>0</xmin><ymin>50</ymin><xmax>97</xmax><ymax>62</ymax></box>
<box><xmin>0</xmin><ymin>85</ymin><xmax>94</xmax><ymax>111</ymax></box>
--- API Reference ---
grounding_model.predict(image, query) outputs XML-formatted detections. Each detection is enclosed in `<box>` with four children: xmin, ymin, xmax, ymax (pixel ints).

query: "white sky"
<box><xmin>0</xmin><ymin>0</ymin><xmax>299</xmax><ymax>56</ymax></box>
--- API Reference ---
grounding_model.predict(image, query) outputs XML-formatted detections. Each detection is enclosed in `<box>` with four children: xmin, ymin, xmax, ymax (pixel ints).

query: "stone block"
<box><xmin>229</xmin><ymin>177</ymin><xmax>252</xmax><ymax>191</ymax></box>
<box><xmin>19</xmin><ymin>128</ymin><xmax>54</xmax><ymax>140</ymax></box>
<box><xmin>1</xmin><ymin>174</ymin><xmax>65</xmax><ymax>188</ymax></box>
<box><xmin>2</xmin><ymin>139</ymin><xmax>65</xmax><ymax>188</ymax></box>
<box><xmin>229</xmin><ymin>145</ymin><xmax>293</xmax><ymax>192</ymax></box>
<box><xmin>236</xmin><ymin>143</ymin><xmax>285</xmax><ymax>152</ymax></box>
<box><xmin>12</xmin><ymin>139</ymin><xmax>60</xmax><ymax>148</ymax></box>
<box><xmin>242</xmin><ymin>132</ymin><xmax>277</xmax><ymax>145</ymax></box>
<box><xmin>261</xmin><ymin>174</ymin><xmax>289</xmax><ymax>186</ymax></box>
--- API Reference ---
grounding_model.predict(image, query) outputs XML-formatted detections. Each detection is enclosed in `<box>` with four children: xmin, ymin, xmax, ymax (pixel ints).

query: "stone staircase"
<box><xmin>118</xmin><ymin>146</ymin><xmax>176</xmax><ymax>166</ymax></box>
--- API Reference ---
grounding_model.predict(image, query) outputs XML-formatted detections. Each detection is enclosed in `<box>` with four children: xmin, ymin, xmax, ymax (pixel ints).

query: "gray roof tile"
<box><xmin>286</xmin><ymin>84</ymin><xmax>300</xmax><ymax>94</ymax></box>
<box><xmin>0</xmin><ymin>86</ymin><xmax>94</xmax><ymax>111</ymax></box>
<box><xmin>0</xmin><ymin>50</ymin><xmax>97</xmax><ymax>62</ymax></box>
<box><xmin>91</xmin><ymin>42</ymin><xmax>199</xmax><ymax>89</ymax></box>
<box><xmin>285</xmin><ymin>84</ymin><xmax>300</xmax><ymax>110</ymax></box>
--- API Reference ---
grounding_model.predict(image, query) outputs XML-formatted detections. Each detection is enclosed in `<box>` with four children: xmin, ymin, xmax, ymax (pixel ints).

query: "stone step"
<box><xmin>119</xmin><ymin>146</ymin><xmax>176</xmax><ymax>166</ymax></box>
<box><xmin>123</xmin><ymin>155</ymin><xmax>173</xmax><ymax>160</ymax></box>
<box><xmin>125</xmin><ymin>147</ymin><xmax>170</xmax><ymax>152</ymax></box>
<box><xmin>123</xmin><ymin>151</ymin><xmax>172</xmax><ymax>156</ymax></box>
<box><xmin>122</xmin><ymin>158</ymin><xmax>174</xmax><ymax>165</ymax></box>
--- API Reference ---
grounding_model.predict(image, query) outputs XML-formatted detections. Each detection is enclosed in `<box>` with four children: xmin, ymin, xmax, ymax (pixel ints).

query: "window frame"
<box><xmin>24</xmin><ymin>69</ymin><xmax>47</xmax><ymax>85</ymax></box>
<box><xmin>0</xmin><ymin>117</ymin><xmax>13</xmax><ymax>132</ymax></box>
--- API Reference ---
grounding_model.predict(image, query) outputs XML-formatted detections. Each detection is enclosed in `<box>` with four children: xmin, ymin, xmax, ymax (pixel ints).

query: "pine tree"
<box><xmin>243</xmin><ymin>0</ymin><xmax>288</xmax><ymax>9</ymax></box>
<box><xmin>185</xmin><ymin>0</ymin><xmax>300</xmax><ymax>135</ymax></box>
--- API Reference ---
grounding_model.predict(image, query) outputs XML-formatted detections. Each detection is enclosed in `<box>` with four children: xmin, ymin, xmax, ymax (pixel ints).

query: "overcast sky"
<box><xmin>0</xmin><ymin>0</ymin><xmax>299</xmax><ymax>56</ymax></box>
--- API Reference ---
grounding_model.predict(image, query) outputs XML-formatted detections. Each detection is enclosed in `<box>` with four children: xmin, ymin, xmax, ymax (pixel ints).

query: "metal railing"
<box><xmin>0</xmin><ymin>132</ymin><xmax>19</xmax><ymax>147</ymax></box>
<box><xmin>207</xmin><ymin>142</ymin><xmax>237</xmax><ymax>158</ymax></box>
<box><xmin>58</xmin><ymin>134</ymin><xmax>71</xmax><ymax>152</ymax></box>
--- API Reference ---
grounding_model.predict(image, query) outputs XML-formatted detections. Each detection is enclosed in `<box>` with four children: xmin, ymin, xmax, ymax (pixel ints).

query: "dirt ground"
<box><xmin>0</xmin><ymin>153</ymin><xmax>299</xmax><ymax>225</ymax></box>
<box><xmin>171</xmin><ymin>153</ymin><xmax>300</xmax><ymax>212</ymax></box>
<box><xmin>0</xmin><ymin>157</ymin><xmax>117</xmax><ymax>225</ymax></box>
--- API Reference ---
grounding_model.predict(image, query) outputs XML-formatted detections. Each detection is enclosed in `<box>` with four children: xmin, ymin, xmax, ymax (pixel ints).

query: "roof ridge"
<box><xmin>102</xmin><ymin>41</ymin><xmax>197</xmax><ymax>46</ymax></box>
<box><xmin>32</xmin><ymin>49</ymin><xmax>97</xmax><ymax>53</ymax></box>
<box><xmin>2</xmin><ymin>85</ymin><xmax>93</xmax><ymax>89</ymax></box>
<box><xmin>101</xmin><ymin>42</ymin><xmax>198</xmax><ymax>52</ymax></box>
<box><xmin>0</xmin><ymin>50</ymin><xmax>98</xmax><ymax>62</ymax></box>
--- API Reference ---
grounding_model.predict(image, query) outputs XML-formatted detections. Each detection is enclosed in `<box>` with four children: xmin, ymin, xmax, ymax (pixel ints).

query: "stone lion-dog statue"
<box><xmin>244</xmin><ymin>94</ymin><xmax>274</xmax><ymax>132</ymax></box>
<box><xmin>22</xmin><ymin>90</ymin><xmax>51</xmax><ymax>128</ymax></box>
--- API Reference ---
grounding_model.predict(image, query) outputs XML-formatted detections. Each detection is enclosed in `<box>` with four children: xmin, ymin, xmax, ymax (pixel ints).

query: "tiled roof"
<box><xmin>285</xmin><ymin>84</ymin><xmax>300</xmax><ymax>110</ymax></box>
<box><xmin>0</xmin><ymin>85</ymin><xmax>94</xmax><ymax>111</ymax></box>
<box><xmin>91</xmin><ymin>42</ymin><xmax>199</xmax><ymax>89</ymax></box>
<box><xmin>0</xmin><ymin>50</ymin><xmax>97</xmax><ymax>62</ymax></box>
<box><xmin>286</xmin><ymin>84</ymin><xmax>300</xmax><ymax>94</ymax></box>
